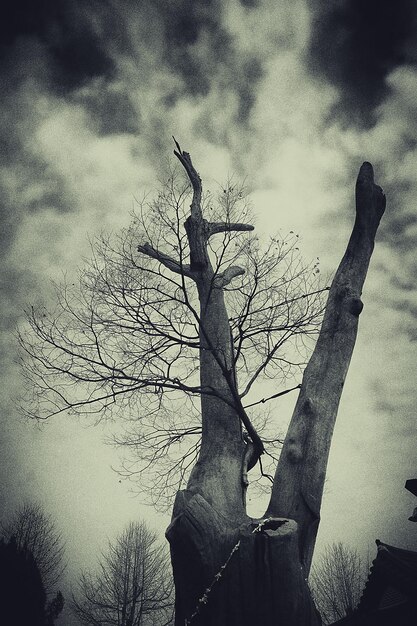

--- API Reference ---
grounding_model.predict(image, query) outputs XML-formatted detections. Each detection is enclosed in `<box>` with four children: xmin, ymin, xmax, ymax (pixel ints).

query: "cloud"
<box><xmin>307</xmin><ymin>0</ymin><xmax>417</xmax><ymax>126</ymax></box>
<box><xmin>2</xmin><ymin>0</ymin><xmax>415</xmax><ymax>414</ymax></box>
<box><xmin>0</xmin><ymin>0</ymin><xmax>267</xmax><ymax>128</ymax></box>
<box><xmin>0</xmin><ymin>0</ymin><xmax>317</xmax><ymax>315</ymax></box>
<box><xmin>0</xmin><ymin>0</ymin><xmax>115</xmax><ymax>91</ymax></box>
<box><xmin>1</xmin><ymin>1</ymin><xmax>417</xmax><ymax>579</ymax></box>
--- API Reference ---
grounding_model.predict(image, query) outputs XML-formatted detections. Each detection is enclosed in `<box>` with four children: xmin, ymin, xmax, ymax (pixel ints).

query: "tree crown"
<box><xmin>19</xmin><ymin>150</ymin><xmax>325</xmax><ymax>507</ymax></box>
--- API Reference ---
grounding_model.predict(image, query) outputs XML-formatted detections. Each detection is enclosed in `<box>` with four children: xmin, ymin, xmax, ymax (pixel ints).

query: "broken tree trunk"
<box><xmin>267</xmin><ymin>162</ymin><xmax>386</xmax><ymax>574</ymax></box>
<box><xmin>161</xmin><ymin>150</ymin><xmax>385</xmax><ymax>626</ymax></box>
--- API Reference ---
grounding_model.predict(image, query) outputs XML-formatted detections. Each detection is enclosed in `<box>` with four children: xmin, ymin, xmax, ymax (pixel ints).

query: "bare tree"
<box><xmin>18</xmin><ymin>159</ymin><xmax>324</xmax><ymax>507</ymax></box>
<box><xmin>309</xmin><ymin>542</ymin><xmax>368</xmax><ymax>624</ymax></box>
<box><xmin>19</xmin><ymin>143</ymin><xmax>385</xmax><ymax>625</ymax></box>
<box><xmin>1</xmin><ymin>503</ymin><xmax>66</xmax><ymax>597</ymax></box>
<box><xmin>72</xmin><ymin>521</ymin><xmax>173</xmax><ymax>626</ymax></box>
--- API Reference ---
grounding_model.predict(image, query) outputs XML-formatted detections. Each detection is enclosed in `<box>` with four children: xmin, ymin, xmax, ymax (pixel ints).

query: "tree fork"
<box><xmin>167</xmin><ymin>160</ymin><xmax>385</xmax><ymax>626</ymax></box>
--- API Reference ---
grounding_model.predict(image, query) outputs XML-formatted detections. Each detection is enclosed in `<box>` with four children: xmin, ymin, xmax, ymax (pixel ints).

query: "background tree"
<box><xmin>0</xmin><ymin>536</ymin><xmax>63</xmax><ymax>626</ymax></box>
<box><xmin>72</xmin><ymin>520</ymin><xmax>173</xmax><ymax>626</ymax></box>
<box><xmin>309</xmin><ymin>542</ymin><xmax>368</xmax><ymax>624</ymax></box>
<box><xmin>1</xmin><ymin>502</ymin><xmax>66</xmax><ymax>597</ymax></box>
<box><xmin>19</xmin><ymin>143</ymin><xmax>385</xmax><ymax>625</ymax></box>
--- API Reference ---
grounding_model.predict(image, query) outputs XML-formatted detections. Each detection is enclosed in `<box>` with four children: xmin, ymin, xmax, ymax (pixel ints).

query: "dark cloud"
<box><xmin>308</xmin><ymin>0</ymin><xmax>417</xmax><ymax>126</ymax></box>
<box><xmin>375</xmin><ymin>174</ymin><xmax>417</xmax><ymax>261</ymax></box>
<box><xmin>44</xmin><ymin>0</ymin><xmax>259</xmax><ymax>118</ymax></box>
<box><xmin>157</xmin><ymin>0</ymin><xmax>223</xmax><ymax>48</ymax></box>
<box><xmin>0</xmin><ymin>0</ymin><xmax>264</xmax><ymax>133</ymax></box>
<box><xmin>156</xmin><ymin>0</ymin><xmax>232</xmax><ymax>97</ymax></box>
<box><xmin>0</xmin><ymin>266</ymin><xmax>36</xmax><ymax>334</ymax></box>
<box><xmin>0</xmin><ymin>174</ymin><xmax>72</xmax><ymax>337</ymax></box>
<box><xmin>136</xmin><ymin>0</ymin><xmax>265</xmax><ymax>122</ymax></box>
<box><xmin>0</xmin><ymin>0</ymin><xmax>114</xmax><ymax>92</ymax></box>
<box><xmin>379</xmin><ymin>212</ymin><xmax>417</xmax><ymax>252</ymax></box>
<box><xmin>236</xmin><ymin>57</ymin><xmax>263</xmax><ymax>122</ymax></box>
<box><xmin>0</xmin><ymin>68</ymin><xmax>74</xmax><ymax>255</ymax></box>
<box><xmin>74</xmin><ymin>82</ymin><xmax>140</xmax><ymax>136</ymax></box>
<box><xmin>390</xmin><ymin>275</ymin><xmax>416</xmax><ymax>293</ymax></box>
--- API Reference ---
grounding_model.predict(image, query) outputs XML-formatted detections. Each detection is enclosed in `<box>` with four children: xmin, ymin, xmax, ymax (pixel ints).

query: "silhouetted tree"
<box><xmin>0</xmin><ymin>536</ymin><xmax>46</xmax><ymax>625</ymax></box>
<box><xmin>1</xmin><ymin>503</ymin><xmax>66</xmax><ymax>596</ymax></box>
<box><xmin>72</xmin><ymin>521</ymin><xmax>173</xmax><ymax>626</ymax></box>
<box><xmin>19</xmin><ymin>143</ymin><xmax>385</xmax><ymax>625</ymax></box>
<box><xmin>309</xmin><ymin>542</ymin><xmax>368</xmax><ymax>624</ymax></box>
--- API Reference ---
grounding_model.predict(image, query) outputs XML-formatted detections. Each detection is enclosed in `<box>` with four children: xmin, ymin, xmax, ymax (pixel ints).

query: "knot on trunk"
<box><xmin>287</xmin><ymin>438</ymin><xmax>303</xmax><ymax>463</ymax></box>
<box><xmin>348</xmin><ymin>297</ymin><xmax>363</xmax><ymax>317</ymax></box>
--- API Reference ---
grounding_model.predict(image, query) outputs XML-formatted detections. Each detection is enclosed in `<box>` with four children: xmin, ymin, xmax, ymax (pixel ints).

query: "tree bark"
<box><xmin>163</xmin><ymin>153</ymin><xmax>384</xmax><ymax>626</ymax></box>
<box><xmin>267</xmin><ymin>162</ymin><xmax>386</xmax><ymax>574</ymax></box>
<box><xmin>171</xmin><ymin>145</ymin><xmax>260</xmax><ymax>520</ymax></box>
<box><xmin>166</xmin><ymin>492</ymin><xmax>320</xmax><ymax>626</ymax></box>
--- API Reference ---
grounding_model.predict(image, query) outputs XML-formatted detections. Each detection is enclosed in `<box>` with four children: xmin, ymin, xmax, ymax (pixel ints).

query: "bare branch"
<box><xmin>72</xmin><ymin>521</ymin><xmax>173</xmax><ymax>625</ymax></box>
<box><xmin>172</xmin><ymin>137</ymin><xmax>202</xmax><ymax>219</ymax></box>
<box><xmin>137</xmin><ymin>242</ymin><xmax>194</xmax><ymax>279</ymax></box>
<box><xmin>243</xmin><ymin>384</ymin><xmax>301</xmax><ymax>409</ymax></box>
<box><xmin>208</xmin><ymin>222</ymin><xmax>254</xmax><ymax>237</ymax></box>
<box><xmin>213</xmin><ymin>265</ymin><xmax>245</xmax><ymax>288</ymax></box>
<box><xmin>1</xmin><ymin>503</ymin><xmax>66</xmax><ymax>596</ymax></box>
<box><xmin>19</xmin><ymin>150</ymin><xmax>325</xmax><ymax>510</ymax></box>
<box><xmin>310</xmin><ymin>542</ymin><xmax>367</xmax><ymax>624</ymax></box>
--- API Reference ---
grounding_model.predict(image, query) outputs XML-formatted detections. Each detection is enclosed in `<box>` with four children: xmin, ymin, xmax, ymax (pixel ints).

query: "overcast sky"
<box><xmin>1</xmin><ymin>1</ymin><xmax>417</xmax><ymax>622</ymax></box>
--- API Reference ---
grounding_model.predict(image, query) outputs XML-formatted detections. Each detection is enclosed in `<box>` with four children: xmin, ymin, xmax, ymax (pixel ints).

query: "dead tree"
<box><xmin>19</xmin><ymin>155</ymin><xmax>323</xmax><ymax>508</ymax></box>
<box><xmin>19</xmin><ymin>143</ymin><xmax>385</xmax><ymax>625</ymax></box>
<box><xmin>160</xmin><ymin>148</ymin><xmax>385</xmax><ymax>626</ymax></box>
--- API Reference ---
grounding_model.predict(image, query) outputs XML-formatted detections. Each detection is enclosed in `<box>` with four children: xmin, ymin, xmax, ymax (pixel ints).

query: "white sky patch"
<box><xmin>234</xmin><ymin>49</ymin><xmax>349</xmax><ymax>265</ymax></box>
<box><xmin>225</xmin><ymin>0</ymin><xmax>312</xmax><ymax>57</ymax></box>
<box><xmin>34</xmin><ymin>106</ymin><xmax>147</xmax><ymax>218</ymax></box>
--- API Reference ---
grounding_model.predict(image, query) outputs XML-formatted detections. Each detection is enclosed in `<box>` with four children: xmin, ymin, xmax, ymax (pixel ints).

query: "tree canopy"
<box><xmin>72</xmin><ymin>520</ymin><xmax>173</xmax><ymax>626</ymax></box>
<box><xmin>19</xmin><ymin>146</ymin><xmax>324</xmax><ymax>507</ymax></box>
<box><xmin>309</xmin><ymin>542</ymin><xmax>368</xmax><ymax>624</ymax></box>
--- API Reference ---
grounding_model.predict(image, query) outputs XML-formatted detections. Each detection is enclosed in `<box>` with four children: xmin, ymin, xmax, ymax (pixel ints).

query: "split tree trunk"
<box><xmin>141</xmin><ymin>148</ymin><xmax>385</xmax><ymax>626</ymax></box>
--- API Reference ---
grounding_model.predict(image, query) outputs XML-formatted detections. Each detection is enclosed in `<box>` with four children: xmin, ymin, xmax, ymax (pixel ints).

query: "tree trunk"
<box><xmin>166</xmin><ymin>492</ymin><xmax>320</xmax><ymax>626</ymax></box>
<box><xmin>267</xmin><ymin>163</ymin><xmax>386</xmax><ymax>574</ymax></box>
<box><xmin>164</xmin><ymin>150</ymin><xmax>385</xmax><ymax>626</ymax></box>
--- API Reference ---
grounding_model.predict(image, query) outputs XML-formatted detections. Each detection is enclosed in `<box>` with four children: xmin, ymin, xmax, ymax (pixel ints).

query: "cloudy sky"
<box><xmin>1</xmin><ymin>0</ymin><xmax>417</xmax><ymax>621</ymax></box>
